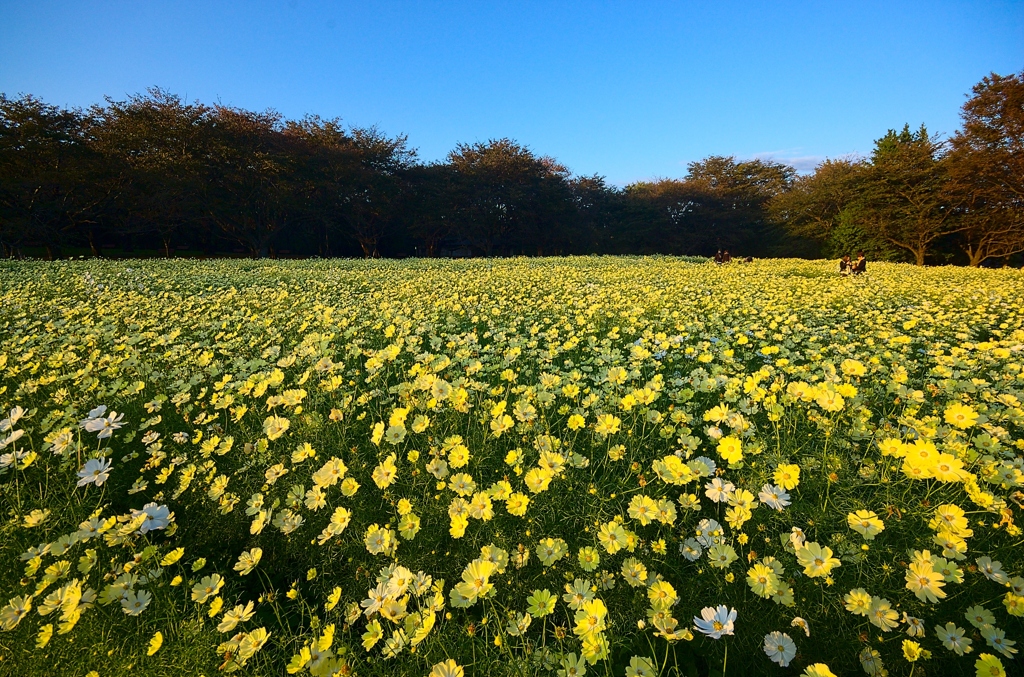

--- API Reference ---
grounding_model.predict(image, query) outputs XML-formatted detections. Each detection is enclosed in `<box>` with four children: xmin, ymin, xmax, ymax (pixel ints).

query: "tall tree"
<box><xmin>626</xmin><ymin>157</ymin><xmax>796</xmax><ymax>256</ymax></box>
<box><xmin>403</xmin><ymin>162</ymin><xmax>456</xmax><ymax>257</ymax></box>
<box><xmin>284</xmin><ymin>115</ymin><xmax>358</xmax><ymax>257</ymax></box>
<box><xmin>343</xmin><ymin>127</ymin><xmax>416</xmax><ymax>258</ymax></box>
<box><xmin>204</xmin><ymin>106</ymin><xmax>298</xmax><ymax>257</ymax></box>
<box><xmin>92</xmin><ymin>89</ymin><xmax>210</xmax><ymax>256</ymax></box>
<box><xmin>0</xmin><ymin>95</ymin><xmax>111</xmax><ymax>258</ymax></box>
<box><xmin>568</xmin><ymin>175</ymin><xmax>621</xmax><ymax>254</ymax></box>
<box><xmin>767</xmin><ymin>158</ymin><xmax>900</xmax><ymax>259</ymax></box>
<box><xmin>447</xmin><ymin>139</ymin><xmax>569</xmax><ymax>256</ymax></box>
<box><xmin>947</xmin><ymin>70</ymin><xmax>1024</xmax><ymax>266</ymax></box>
<box><xmin>856</xmin><ymin>125</ymin><xmax>962</xmax><ymax>265</ymax></box>
<box><xmin>768</xmin><ymin>158</ymin><xmax>862</xmax><ymax>242</ymax></box>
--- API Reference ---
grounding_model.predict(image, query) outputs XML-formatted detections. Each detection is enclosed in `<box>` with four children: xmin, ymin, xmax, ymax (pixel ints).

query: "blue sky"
<box><xmin>2</xmin><ymin>1</ymin><xmax>1021</xmax><ymax>185</ymax></box>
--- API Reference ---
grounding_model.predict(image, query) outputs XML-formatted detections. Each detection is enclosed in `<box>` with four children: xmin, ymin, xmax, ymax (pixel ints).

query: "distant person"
<box><xmin>853</xmin><ymin>251</ymin><xmax>866</xmax><ymax>275</ymax></box>
<box><xmin>722</xmin><ymin>250</ymin><xmax>732</xmax><ymax>263</ymax></box>
<box><xmin>714</xmin><ymin>250</ymin><xmax>723</xmax><ymax>264</ymax></box>
<box><xmin>743</xmin><ymin>256</ymin><xmax>753</xmax><ymax>263</ymax></box>
<box><xmin>839</xmin><ymin>254</ymin><xmax>852</xmax><ymax>276</ymax></box>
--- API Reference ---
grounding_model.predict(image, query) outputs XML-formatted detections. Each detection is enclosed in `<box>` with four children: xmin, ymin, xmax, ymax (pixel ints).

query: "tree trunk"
<box><xmin>914</xmin><ymin>248</ymin><xmax>925</xmax><ymax>266</ymax></box>
<box><xmin>163</xmin><ymin>237</ymin><xmax>172</xmax><ymax>258</ymax></box>
<box><xmin>358</xmin><ymin>237</ymin><xmax>378</xmax><ymax>258</ymax></box>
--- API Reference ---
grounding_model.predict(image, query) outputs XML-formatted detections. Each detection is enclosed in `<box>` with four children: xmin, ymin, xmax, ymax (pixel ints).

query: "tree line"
<box><xmin>1</xmin><ymin>70</ymin><xmax>1021</xmax><ymax>264</ymax></box>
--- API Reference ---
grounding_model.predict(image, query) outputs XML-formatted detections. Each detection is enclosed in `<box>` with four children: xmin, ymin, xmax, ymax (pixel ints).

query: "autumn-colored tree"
<box><xmin>947</xmin><ymin>70</ymin><xmax>1024</xmax><ymax>266</ymax></box>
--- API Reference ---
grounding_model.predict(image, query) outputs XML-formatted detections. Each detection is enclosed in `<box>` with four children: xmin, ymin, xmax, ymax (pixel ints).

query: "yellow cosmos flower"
<box><xmin>262</xmin><ymin>415</ymin><xmax>290</xmax><ymax>441</ymax></box>
<box><xmin>774</xmin><ymin>463</ymin><xmax>800</xmax><ymax>490</ymax></box>
<box><xmin>944</xmin><ymin>402</ymin><xmax>979</xmax><ymax>429</ymax></box>
<box><xmin>717</xmin><ymin>436</ymin><xmax>743</xmax><ymax>465</ymax></box>
<box><xmin>847</xmin><ymin>510</ymin><xmax>884</xmax><ymax>540</ymax></box>
<box><xmin>796</xmin><ymin>542</ymin><xmax>841</xmax><ymax>578</ymax></box>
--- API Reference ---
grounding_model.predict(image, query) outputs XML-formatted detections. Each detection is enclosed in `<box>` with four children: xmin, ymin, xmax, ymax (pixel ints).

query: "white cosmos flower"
<box><xmin>976</xmin><ymin>557</ymin><xmax>1009</xmax><ymax>585</ymax></box>
<box><xmin>77</xmin><ymin>457</ymin><xmax>112</xmax><ymax>487</ymax></box>
<box><xmin>693</xmin><ymin>605</ymin><xmax>736</xmax><ymax>639</ymax></box>
<box><xmin>0</xmin><ymin>407</ymin><xmax>26</xmax><ymax>432</ymax></box>
<box><xmin>121</xmin><ymin>589</ymin><xmax>152</xmax><ymax>616</ymax></box>
<box><xmin>981</xmin><ymin>626</ymin><xmax>1018</xmax><ymax>658</ymax></box>
<box><xmin>84</xmin><ymin>412</ymin><xmax>125</xmax><ymax>439</ymax></box>
<box><xmin>132</xmin><ymin>503</ymin><xmax>172</xmax><ymax>533</ymax></box>
<box><xmin>79</xmin><ymin>405</ymin><xmax>108</xmax><ymax>428</ymax></box>
<box><xmin>680</xmin><ymin>538</ymin><xmax>702</xmax><ymax>561</ymax></box>
<box><xmin>757</xmin><ymin>483</ymin><xmax>791</xmax><ymax>511</ymax></box>
<box><xmin>791</xmin><ymin>616</ymin><xmax>810</xmax><ymax>637</ymax></box>
<box><xmin>0</xmin><ymin>429</ymin><xmax>24</xmax><ymax>450</ymax></box>
<box><xmin>704</xmin><ymin>478</ymin><xmax>734</xmax><ymax>503</ymax></box>
<box><xmin>763</xmin><ymin>631</ymin><xmax>797</xmax><ymax>667</ymax></box>
<box><xmin>935</xmin><ymin>622</ymin><xmax>972</xmax><ymax>656</ymax></box>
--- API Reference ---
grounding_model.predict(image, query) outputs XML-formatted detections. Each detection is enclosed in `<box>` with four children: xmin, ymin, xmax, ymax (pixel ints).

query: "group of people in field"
<box><xmin>711</xmin><ymin>249</ymin><xmax>866</xmax><ymax>273</ymax></box>
<box><xmin>839</xmin><ymin>252</ymin><xmax>867</xmax><ymax>275</ymax></box>
<box><xmin>714</xmin><ymin>250</ymin><xmax>753</xmax><ymax>264</ymax></box>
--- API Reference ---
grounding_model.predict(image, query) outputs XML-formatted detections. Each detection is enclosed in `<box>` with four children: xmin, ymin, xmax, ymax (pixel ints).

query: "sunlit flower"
<box><xmin>693</xmin><ymin>605</ymin><xmax>735</xmax><ymax>639</ymax></box>
<box><xmin>76</xmin><ymin>457</ymin><xmax>112</xmax><ymax>487</ymax></box>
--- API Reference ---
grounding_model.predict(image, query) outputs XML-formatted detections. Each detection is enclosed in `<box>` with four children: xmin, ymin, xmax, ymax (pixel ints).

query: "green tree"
<box><xmin>625</xmin><ymin>157</ymin><xmax>796</xmax><ymax>256</ymax></box>
<box><xmin>447</xmin><ymin>139</ymin><xmax>569</xmax><ymax>256</ymax></box>
<box><xmin>767</xmin><ymin>158</ymin><xmax>862</xmax><ymax>243</ymax></box>
<box><xmin>856</xmin><ymin>124</ymin><xmax>962</xmax><ymax>265</ymax></box>
<box><xmin>768</xmin><ymin>158</ymin><xmax>902</xmax><ymax>260</ymax></box>
<box><xmin>344</xmin><ymin>127</ymin><xmax>416</xmax><ymax>258</ymax></box>
<box><xmin>284</xmin><ymin>115</ymin><xmax>359</xmax><ymax>257</ymax></box>
<box><xmin>403</xmin><ymin>162</ymin><xmax>456</xmax><ymax>257</ymax></box>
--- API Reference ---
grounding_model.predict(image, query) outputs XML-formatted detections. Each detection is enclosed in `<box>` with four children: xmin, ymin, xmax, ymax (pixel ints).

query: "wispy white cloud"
<box><xmin>746</xmin><ymin>149</ymin><xmax>823</xmax><ymax>173</ymax></box>
<box><xmin>745</xmin><ymin>148</ymin><xmax>866</xmax><ymax>174</ymax></box>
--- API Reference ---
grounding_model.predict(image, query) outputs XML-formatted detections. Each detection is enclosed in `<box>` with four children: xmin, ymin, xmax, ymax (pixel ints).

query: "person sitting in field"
<box><xmin>743</xmin><ymin>256</ymin><xmax>753</xmax><ymax>263</ymax></box>
<box><xmin>714</xmin><ymin>250</ymin><xmax>723</xmax><ymax>264</ymax></box>
<box><xmin>853</xmin><ymin>251</ymin><xmax>866</xmax><ymax>275</ymax></box>
<box><xmin>839</xmin><ymin>254</ymin><xmax>852</xmax><ymax>275</ymax></box>
<box><xmin>722</xmin><ymin>250</ymin><xmax>732</xmax><ymax>263</ymax></box>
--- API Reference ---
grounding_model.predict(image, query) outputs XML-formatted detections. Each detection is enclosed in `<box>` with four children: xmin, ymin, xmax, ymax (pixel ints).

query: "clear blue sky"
<box><xmin>2</xmin><ymin>1</ymin><xmax>1021</xmax><ymax>185</ymax></box>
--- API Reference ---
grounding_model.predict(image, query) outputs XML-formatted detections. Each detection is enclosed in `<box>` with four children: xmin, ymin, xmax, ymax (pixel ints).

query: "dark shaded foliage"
<box><xmin>2</xmin><ymin>73</ymin><xmax>1022</xmax><ymax>265</ymax></box>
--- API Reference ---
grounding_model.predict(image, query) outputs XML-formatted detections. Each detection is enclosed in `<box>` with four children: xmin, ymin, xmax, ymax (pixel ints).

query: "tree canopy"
<box><xmin>2</xmin><ymin>72</ymin><xmax>1023</xmax><ymax>265</ymax></box>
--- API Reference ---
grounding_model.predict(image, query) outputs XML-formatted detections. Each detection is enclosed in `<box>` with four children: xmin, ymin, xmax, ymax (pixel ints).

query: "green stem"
<box><xmin>722</xmin><ymin>640</ymin><xmax>728</xmax><ymax>676</ymax></box>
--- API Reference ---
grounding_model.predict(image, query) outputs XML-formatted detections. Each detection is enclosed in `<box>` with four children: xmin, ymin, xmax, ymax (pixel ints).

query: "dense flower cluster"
<box><xmin>1</xmin><ymin>257</ymin><xmax>1022</xmax><ymax>676</ymax></box>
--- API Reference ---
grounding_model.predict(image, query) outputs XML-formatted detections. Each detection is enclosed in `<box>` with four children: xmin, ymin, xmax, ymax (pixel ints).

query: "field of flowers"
<box><xmin>1</xmin><ymin>257</ymin><xmax>1023</xmax><ymax>677</ymax></box>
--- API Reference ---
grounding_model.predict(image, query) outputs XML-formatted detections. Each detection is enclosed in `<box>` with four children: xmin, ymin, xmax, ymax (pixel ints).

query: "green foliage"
<box><xmin>821</xmin><ymin>208</ymin><xmax>904</xmax><ymax>261</ymax></box>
